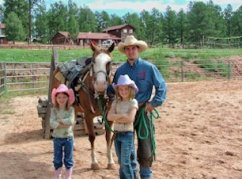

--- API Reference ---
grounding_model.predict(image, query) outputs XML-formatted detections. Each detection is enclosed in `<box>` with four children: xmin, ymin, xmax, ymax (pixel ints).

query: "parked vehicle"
<box><xmin>102</xmin><ymin>40</ymin><xmax>114</xmax><ymax>47</ymax></box>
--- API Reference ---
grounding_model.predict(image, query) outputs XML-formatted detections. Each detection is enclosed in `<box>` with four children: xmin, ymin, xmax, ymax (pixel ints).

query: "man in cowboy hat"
<box><xmin>108</xmin><ymin>35</ymin><xmax>167</xmax><ymax>179</ymax></box>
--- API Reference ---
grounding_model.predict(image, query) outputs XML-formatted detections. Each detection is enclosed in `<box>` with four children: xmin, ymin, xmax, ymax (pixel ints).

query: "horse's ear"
<box><xmin>90</xmin><ymin>40</ymin><xmax>97</xmax><ymax>52</ymax></box>
<box><xmin>108</xmin><ymin>42</ymin><xmax>115</xmax><ymax>53</ymax></box>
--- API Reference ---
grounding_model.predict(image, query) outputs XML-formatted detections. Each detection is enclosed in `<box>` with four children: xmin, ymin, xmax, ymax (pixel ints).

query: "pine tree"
<box><xmin>5</xmin><ymin>12</ymin><xmax>25</xmax><ymax>43</ymax></box>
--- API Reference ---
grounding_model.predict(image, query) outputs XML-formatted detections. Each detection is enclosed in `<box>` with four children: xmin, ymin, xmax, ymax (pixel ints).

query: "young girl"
<box><xmin>50</xmin><ymin>84</ymin><xmax>75</xmax><ymax>179</ymax></box>
<box><xmin>107</xmin><ymin>74</ymin><xmax>138</xmax><ymax>179</ymax></box>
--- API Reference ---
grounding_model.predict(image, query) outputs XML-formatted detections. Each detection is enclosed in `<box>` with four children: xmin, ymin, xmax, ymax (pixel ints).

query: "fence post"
<box><xmin>180</xmin><ymin>61</ymin><xmax>184</xmax><ymax>82</ymax></box>
<box><xmin>227</xmin><ymin>61</ymin><xmax>231</xmax><ymax>80</ymax></box>
<box><xmin>4</xmin><ymin>63</ymin><xmax>6</xmax><ymax>92</ymax></box>
<box><xmin>44</xmin><ymin>47</ymin><xmax>58</xmax><ymax>139</ymax></box>
<box><xmin>31</xmin><ymin>63</ymin><xmax>34</xmax><ymax>88</ymax></box>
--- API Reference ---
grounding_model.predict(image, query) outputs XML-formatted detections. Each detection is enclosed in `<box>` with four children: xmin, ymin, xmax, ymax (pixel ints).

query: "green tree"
<box><xmin>48</xmin><ymin>1</ymin><xmax>68</xmax><ymax>37</ymax></box>
<box><xmin>78</xmin><ymin>6</ymin><xmax>97</xmax><ymax>32</ymax></box>
<box><xmin>109</xmin><ymin>14</ymin><xmax>123</xmax><ymax>26</ymax></box>
<box><xmin>139</xmin><ymin>9</ymin><xmax>161</xmax><ymax>45</ymax></box>
<box><xmin>150</xmin><ymin>8</ymin><xmax>163</xmax><ymax>45</ymax></box>
<box><xmin>187</xmin><ymin>1</ymin><xmax>210</xmax><ymax>46</ymax></box>
<box><xmin>163</xmin><ymin>6</ymin><xmax>177</xmax><ymax>47</ymax></box>
<box><xmin>224</xmin><ymin>4</ymin><xmax>233</xmax><ymax>36</ymax></box>
<box><xmin>207</xmin><ymin>0</ymin><xmax>226</xmax><ymax>37</ymax></box>
<box><xmin>95</xmin><ymin>11</ymin><xmax>111</xmax><ymax>31</ymax></box>
<box><xmin>4</xmin><ymin>0</ymin><xmax>28</xmax><ymax>39</ymax></box>
<box><xmin>176</xmin><ymin>9</ymin><xmax>187</xmax><ymax>46</ymax></box>
<box><xmin>28</xmin><ymin>0</ymin><xmax>43</xmax><ymax>43</ymax></box>
<box><xmin>34</xmin><ymin>1</ymin><xmax>48</xmax><ymax>43</ymax></box>
<box><xmin>0</xmin><ymin>5</ymin><xmax>4</xmax><ymax>21</ymax></box>
<box><xmin>231</xmin><ymin>5</ymin><xmax>242</xmax><ymax>36</ymax></box>
<box><xmin>123</xmin><ymin>12</ymin><xmax>144</xmax><ymax>39</ymax></box>
<box><xmin>67</xmin><ymin>0</ymin><xmax>79</xmax><ymax>39</ymax></box>
<box><xmin>5</xmin><ymin>12</ymin><xmax>25</xmax><ymax>43</ymax></box>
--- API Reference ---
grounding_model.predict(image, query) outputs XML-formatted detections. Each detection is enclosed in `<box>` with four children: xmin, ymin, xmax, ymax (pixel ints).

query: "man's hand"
<box><xmin>145</xmin><ymin>102</ymin><xmax>154</xmax><ymax>113</ymax></box>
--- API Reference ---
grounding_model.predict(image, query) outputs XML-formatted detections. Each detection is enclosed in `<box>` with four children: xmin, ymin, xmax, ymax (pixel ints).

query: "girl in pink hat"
<box><xmin>107</xmin><ymin>74</ymin><xmax>139</xmax><ymax>179</ymax></box>
<box><xmin>50</xmin><ymin>84</ymin><xmax>75</xmax><ymax>179</ymax></box>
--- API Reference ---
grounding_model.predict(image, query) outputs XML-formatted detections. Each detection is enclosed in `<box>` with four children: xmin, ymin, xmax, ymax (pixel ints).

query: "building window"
<box><xmin>123</xmin><ymin>29</ymin><xmax>127</xmax><ymax>33</ymax></box>
<box><xmin>129</xmin><ymin>29</ymin><xmax>133</xmax><ymax>33</ymax></box>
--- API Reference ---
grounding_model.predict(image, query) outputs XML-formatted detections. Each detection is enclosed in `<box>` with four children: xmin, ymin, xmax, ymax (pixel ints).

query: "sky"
<box><xmin>0</xmin><ymin>0</ymin><xmax>241</xmax><ymax>16</ymax></box>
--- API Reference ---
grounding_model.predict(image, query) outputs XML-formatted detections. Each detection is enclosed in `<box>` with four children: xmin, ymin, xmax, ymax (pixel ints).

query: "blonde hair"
<box><xmin>53</xmin><ymin>92</ymin><xmax>70</xmax><ymax>111</ymax></box>
<box><xmin>115</xmin><ymin>86</ymin><xmax>136</xmax><ymax>101</ymax></box>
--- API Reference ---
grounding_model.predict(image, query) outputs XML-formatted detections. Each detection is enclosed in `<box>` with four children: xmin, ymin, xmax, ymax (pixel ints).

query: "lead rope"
<box><xmin>97</xmin><ymin>97</ymin><xmax>114</xmax><ymax>132</ymax></box>
<box><xmin>134</xmin><ymin>106</ymin><xmax>160</xmax><ymax>160</ymax></box>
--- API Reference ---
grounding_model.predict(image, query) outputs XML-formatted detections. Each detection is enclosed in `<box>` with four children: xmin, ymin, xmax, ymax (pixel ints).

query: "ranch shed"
<box><xmin>103</xmin><ymin>24</ymin><xmax>135</xmax><ymax>42</ymax></box>
<box><xmin>51</xmin><ymin>31</ymin><xmax>73</xmax><ymax>45</ymax></box>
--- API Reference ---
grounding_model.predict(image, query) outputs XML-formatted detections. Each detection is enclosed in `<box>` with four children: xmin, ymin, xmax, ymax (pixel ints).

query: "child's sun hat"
<box><xmin>51</xmin><ymin>84</ymin><xmax>75</xmax><ymax>106</ymax></box>
<box><xmin>112</xmin><ymin>74</ymin><xmax>138</xmax><ymax>93</ymax></box>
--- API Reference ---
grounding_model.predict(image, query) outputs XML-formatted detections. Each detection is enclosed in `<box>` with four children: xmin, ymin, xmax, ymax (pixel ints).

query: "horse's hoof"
<box><xmin>91</xmin><ymin>163</ymin><xmax>100</xmax><ymax>170</ymax></box>
<box><xmin>107</xmin><ymin>163</ymin><xmax>116</xmax><ymax>170</ymax></box>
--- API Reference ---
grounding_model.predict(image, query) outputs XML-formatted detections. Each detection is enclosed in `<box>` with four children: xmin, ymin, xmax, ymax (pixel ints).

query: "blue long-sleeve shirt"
<box><xmin>109</xmin><ymin>58</ymin><xmax>167</xmax><ymax>107</ymax></box>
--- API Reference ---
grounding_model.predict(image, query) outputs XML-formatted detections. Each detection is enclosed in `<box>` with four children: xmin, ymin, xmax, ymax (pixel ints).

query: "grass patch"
<box><xmin>143</xmin><ymin>47</ymin><xmax>170</xmax><ymax>79</ymax></box>
<box><xmin>194</xmin><ymin>59</ymin><xmax>230</xmax><ymax>77</ymax></box>
<box><xmin>1</xmin><ymin>47</ymin><xmax>242</xmax><ymax>63</ymax></box>
<box><xmin>0</xmin><ymin>46</ymin><xmax>240</xmax><ymax>83</ymax></box>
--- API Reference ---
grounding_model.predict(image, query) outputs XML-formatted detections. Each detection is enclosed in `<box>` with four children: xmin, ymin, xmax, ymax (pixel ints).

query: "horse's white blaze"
<box><xmin>93</xmin><ymin>53</ymin><xmax>111</xmax><ymax>92</ymax></box>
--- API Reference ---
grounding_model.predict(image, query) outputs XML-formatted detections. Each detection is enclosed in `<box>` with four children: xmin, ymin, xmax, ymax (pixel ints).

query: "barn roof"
<box><xmin>103</xmin><ymin>24</ymin><xmax>135</xmax><ymax>32</ymax></box>
<box><xmin>77</xmin><ymin>32</ymin><xmax>120</xmax><ymax>40</ymax></box>
<box><xmin>57</xmin><ymin>31</ymin><xmax>70</xmax><ymax>38</ymax></box>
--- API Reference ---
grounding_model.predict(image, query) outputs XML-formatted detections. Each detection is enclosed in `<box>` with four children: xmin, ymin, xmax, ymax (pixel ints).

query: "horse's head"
<box><xmin>90</xmin><ymin>41</ymin><xmax>115</xmax><ymax>93</ymax></box>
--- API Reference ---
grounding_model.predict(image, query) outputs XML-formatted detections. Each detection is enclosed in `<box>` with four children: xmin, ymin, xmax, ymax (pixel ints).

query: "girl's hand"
<box><xmin>58</xmin><ymin>121</ymin><xmax>68</xmax><ymax>128</ymax></box>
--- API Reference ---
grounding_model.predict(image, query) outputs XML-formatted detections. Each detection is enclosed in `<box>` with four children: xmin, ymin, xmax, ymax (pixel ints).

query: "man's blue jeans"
<box><xmin>134</xmin><ymin>108</ymin><xmax>153</xmax><ymax>179</ymax></box>
<box><xmin>53</xmin><ymin>137</ymin><xmax>74</xmax><ymax>170</ymax></box>
<box><xmin>114</xmin><ymin>131</ymin><xmax>137</xmax><ymax>179</ymax></box>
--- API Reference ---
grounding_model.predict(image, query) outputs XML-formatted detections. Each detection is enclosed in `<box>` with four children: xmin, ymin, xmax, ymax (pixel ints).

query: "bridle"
<box><xmin>76</xmin><ymin>57</ymin><xmax>111</xmax><ymax>114</ymax></box>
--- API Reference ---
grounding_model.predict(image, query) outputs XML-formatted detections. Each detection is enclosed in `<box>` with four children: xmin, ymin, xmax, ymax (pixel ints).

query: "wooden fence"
<box><xmin>0</xmin><ymin>62</ymin><xmax>50</xmax><ymax>96</ymax></box>
<box><xmin>0</xmin><ymin>63</ymin><xmax>6</xmax><ymax>96</ymax></box>
<box><xmin>0</xmin><ymin>60</ymin><xmax>241</xmax><ymax>97</ymax></box>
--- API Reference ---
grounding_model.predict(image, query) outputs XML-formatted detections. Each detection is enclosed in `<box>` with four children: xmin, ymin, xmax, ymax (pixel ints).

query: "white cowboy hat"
<box><xmin>112</xmin><ymin>74</ymin><xmax>138</xmax><ymax>93</ymax></box>
<box><xmin>117</xmin><ymin>35</ymin><xmax>148</xmax><ymax>53</ymax></box>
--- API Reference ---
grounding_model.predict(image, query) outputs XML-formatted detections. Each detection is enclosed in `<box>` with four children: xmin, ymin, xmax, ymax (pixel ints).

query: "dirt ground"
<box><xmin>0</xmin><ymin>80</ymin><xmax>242</xmax><ymax>179</ymax></box>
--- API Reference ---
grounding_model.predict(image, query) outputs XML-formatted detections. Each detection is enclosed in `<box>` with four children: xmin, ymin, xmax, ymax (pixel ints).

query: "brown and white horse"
<box><xmin>52</xmin><ymin>42</ymin><xmax>115</xmax><ymax>170</ymax></box>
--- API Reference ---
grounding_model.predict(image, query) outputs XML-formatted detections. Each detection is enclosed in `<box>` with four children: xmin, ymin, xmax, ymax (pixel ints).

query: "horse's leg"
<box><xmin>106</xmin><ymin>121</ymin><xmax>115</xmax><ymax>169</ymax></box>
<box><xmin>85</xmin><ymin>116</ymin><xmax>100</xmax><ymax>170</ymax></box>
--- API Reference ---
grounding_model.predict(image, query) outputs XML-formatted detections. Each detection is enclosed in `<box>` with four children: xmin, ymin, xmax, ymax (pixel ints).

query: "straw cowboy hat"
<box><xmin>112</xmin><ymin>74</ymin><xmax>138</xmax><ymax>93</ymax></box>
<box><xmin>51</xmin><ymin>84</ymin><xmax>75</xmax><ymax>106</ymax></box>
<box><xmin>117</xmin><ymin>35</ymin><xmax>148</xmax><ymax>53</ymax></box>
